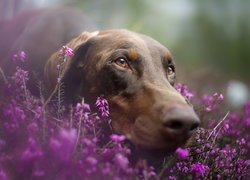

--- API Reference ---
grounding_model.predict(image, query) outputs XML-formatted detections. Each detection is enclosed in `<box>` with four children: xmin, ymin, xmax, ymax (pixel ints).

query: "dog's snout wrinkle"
<box><xmin>143</xmin><ymin>81</ymin><xmax>186</xmax><ymax>103</ymax></box>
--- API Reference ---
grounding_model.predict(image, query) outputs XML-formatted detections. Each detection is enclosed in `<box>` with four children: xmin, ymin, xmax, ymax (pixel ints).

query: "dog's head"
<box><xmin>45</xmin><ymin>29</ymin><xmax>200</xmax><ymax>152</ymax></box>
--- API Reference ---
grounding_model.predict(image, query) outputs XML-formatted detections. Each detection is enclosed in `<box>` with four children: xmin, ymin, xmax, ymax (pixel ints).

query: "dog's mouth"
<box><xmin>124</xmin><ymin>116</ymin><xmax>191</xmax><ymax>154</ymax></box>
<box><xmin>108</xmin><ymin>97</ymin><xmax>198</xmax><ymax>154</ymax></box>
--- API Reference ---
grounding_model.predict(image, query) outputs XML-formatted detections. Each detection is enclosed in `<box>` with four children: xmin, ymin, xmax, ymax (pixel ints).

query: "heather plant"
<box><xmin>55</xmin><ymin>46</ymin><xmax>74</xmax><ymax>118</ymax></box>
<box><xmin>0</xmin><ymin>51</ymin><xmax>249</xmax><ymax>179</ymax></box>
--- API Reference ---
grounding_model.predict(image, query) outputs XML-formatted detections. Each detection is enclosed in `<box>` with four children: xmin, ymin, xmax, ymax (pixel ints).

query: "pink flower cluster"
<box><xmin>12</xmin><ymin>51</ymin><xmax>26</xmax><ymax>63</ymax></box>
<box><xmin>202</xmin><ymin>93</ymin><xmax>224</xmax><ymax>112</ymax></box>
<box><xmin>96</xmin><ymin>96</ymin><xmax>110</xmax><ymax>118</ymax></box>
<box><xmin>175</xmin><ymin>147</ymin><xmax>189</xmax><ymax>160</ymax></box>
<box><xmin>60</xmin><ymin>46</ymin><xmax>74</xmax><ymax>57</ymax></box>
<box><xmin>176</xmin><ymin>83</ymin><xmax>194</xmax><ymax>101</ymax></box>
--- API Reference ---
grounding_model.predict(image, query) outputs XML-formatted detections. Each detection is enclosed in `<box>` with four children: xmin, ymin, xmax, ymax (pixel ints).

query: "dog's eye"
<box><xmin>167</xmin><ymin>64</ymin><xmax>175</xmax><ymax>85</ymax></box>
<box><xmin>113</xmin><ymin>57</ymin><xmax>129</xmax><ymax>69</ymax></box>
<box><xmin>167</xmin><ymin>65</ymin><xmax>175</xmax><ymax>75</ymax></box>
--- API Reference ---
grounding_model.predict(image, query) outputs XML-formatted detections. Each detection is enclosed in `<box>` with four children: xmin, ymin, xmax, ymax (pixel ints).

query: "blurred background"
<box><xmin>1</xmin><ymin>0</ymin><xmax>250</xmax><ymax>108</ymax></box>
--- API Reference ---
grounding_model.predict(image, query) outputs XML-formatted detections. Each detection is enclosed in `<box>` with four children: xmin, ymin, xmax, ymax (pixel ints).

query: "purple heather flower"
<box><xmin>190</xmin><ymin>162</ymin><xmax>209</xmax><ymax>178</ymax></box>
<box><xmin>110</xmin><ymin>134</ymin><xmax>126</xmax><ymax>143</ymax></box>
<box><xmin>20</xmin><ymin>137</ymin><xmax>43</xmax><ymax>162</ymax></box>
<box><xmin>12</xmin><ymin>51</ymin><xmax>26</xmax><ymax>62</ymax></box>
<box><xmin>175</xmin><ymin>83</ymin><xmax>194</xmax><ymax>101</ymax></box>
<box><xmin>81</xmin><ymin>137</ymin><xmax>97</xmax><ymax>158</ymax></box>
<box><xmin>168</xmin><ymin>176</ymin><xmax>176</xmax><ymax>180</ymax></box>
<box><xmin>76</xmin><ymin>101</ymin><xmax>90</xmax><ymax>112</ymax></box>
<box><xmin>65</xmin><ymin>47</ymin><xmax>74</xmax><ymax>57</ymax></box>
<box><xmin>101</xmin><ymin>163</ymin><xmax>112</xmax><ymax>175</ymax></box>
<box><xmin>4</xmin><ymin>100</ymin><xmax>26</xmax><ymax>133</ymax></box>
<box><xmin>60</xmin><ymin>46</ymin><xmax>74</xmax><ymax>57</ymax></box>
<box><xmin>202</xmin><ymin>93</ymin><xmax>224</xmax><ymax>112</ymax></box>
<box><xmin>236</xmin><ymin>138</ymin><xmax>246</xmax><ymax>146</ymax></box>
<box><xmin>74</xmin><ymin>101</ymin><xmax>90</xmax><ymax>120</ymax></box>
<box><xmin>86</xmin><ymin>156</ymin><xmax>98</xmax><ymax>166</ymax></box>
<box><xmin>96</xmin><ymin>96</ymin><xmax>110</xmax><ymax>118</ymax></box>
<box><xmin>176</xmin><ymin>162</ymin><xmax>189</xmax><ymax>173</ymax></box>
<box><xmin>49</xmin><ymin>128</ymin><xmax>77</xmax><ymax>162</ymax></box>
<box><xmin>74</xmin><ymin>101</ymin><xmax>102</xmax><ymax>130</ymax></box>
<box><xmin>114</xmin><ymin>153</ymin><xmax>129</xmax><ymax>171</ymax></box>
<box><xmin>175</xmin><ymin>147</ymin><xmax>189</xmax><ymax>160</ymax></box>
<box><xmin>27</xmin><ymin>122</ymin><xmax>39</xmax><ymax>135</ymax></box>
<box><xmin>12</xmin><ymin>67</ymin><xmax>29</xmax><ymax>86</ymax></box>
<box><xmin>223</xmin><ymin>123</ymin><xmax>230</xmax><ymax>131</ymax></box>
<box><xmin>33</xmin><ymin>106</ymin><xmax>43</xmax><ymax>120</ymax></box>
<box><xmin>217</xmin><ymin>175</ymin><xmax>221</xmax><ymax>180</ymax></box>
<box><xmin>147</xmin><ymin>166</ymin><xmax>156</xmax><ymax>178</ymax></box>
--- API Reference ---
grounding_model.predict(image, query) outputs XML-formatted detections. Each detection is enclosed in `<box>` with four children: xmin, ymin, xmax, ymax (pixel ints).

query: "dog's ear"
<box><xmin>66</xmin><ymin>31</ymin><xmax>99</xmax><ymax>50</ymax></box>
<box><xmin>44</xmin><ymin>31</ymin><xmax>99</xmax><ymax>104</ymax></box>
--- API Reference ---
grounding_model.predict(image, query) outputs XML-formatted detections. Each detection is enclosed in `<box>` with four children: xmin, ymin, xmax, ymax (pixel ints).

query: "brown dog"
<box><xmin>45</xmin><ymin>29</ymin><xmax>200</xmax><ymax>153</ymax></box>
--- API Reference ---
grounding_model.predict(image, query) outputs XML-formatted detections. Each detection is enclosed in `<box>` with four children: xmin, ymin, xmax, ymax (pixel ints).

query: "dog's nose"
<box><xmin>163</xmin><ymin>106</ymin><xmax>200</xmax><ymax>136</ymax></box>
